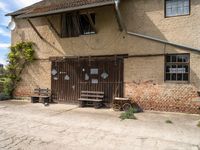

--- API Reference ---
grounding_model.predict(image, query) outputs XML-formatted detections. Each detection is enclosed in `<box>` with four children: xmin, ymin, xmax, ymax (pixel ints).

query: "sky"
<box><xmin>0</xmin><ymin>0</ymin><xmax>41</xmax><ymax>65</ymax></box>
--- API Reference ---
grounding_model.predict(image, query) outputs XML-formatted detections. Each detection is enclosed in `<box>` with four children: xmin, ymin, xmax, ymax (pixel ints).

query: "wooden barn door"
<box><xmin>51</xmin><ymin>57</ymin><xmax>124</xmax><ymax>104</ymax></box>
<box><xmin>51</xmin><ymin>60</ymin><xmax>80</xmax><ymax>103</ymax></box>
<box><xmin>79</xmin><ymin>58</ymin><xmax>124</xmax><ymax>104</ymax></box>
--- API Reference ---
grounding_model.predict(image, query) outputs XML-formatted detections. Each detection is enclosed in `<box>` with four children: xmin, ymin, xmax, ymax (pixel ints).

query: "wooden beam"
<box><xmin>49</xmin><ymin>54</ymin><xmax>129</xmax><ymax>61</ymax></box>
<box><xmin>27</xmin><ymin>19</ymin><xmax>44</xmax><ymax>40</ymax></box>
<box><xmin>128</xmin><ymin>54</ymin><xmax>165</xmax><ymax>58</ymax></box>
<box><xmin>86</xmin><ymin>13</ymin><xmax>97</xmax><ymax>33</ymax></box>
<box><xmin>46</xmin><ymin>17</ymin><xmax>61</xmax><ymax>37</ymax></box>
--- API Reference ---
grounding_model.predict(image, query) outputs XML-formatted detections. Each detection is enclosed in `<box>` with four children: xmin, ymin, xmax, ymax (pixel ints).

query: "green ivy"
<box><xmin>3</xmin><ymin>42</ymin><xmax>35</xmax><ymax>96</ymax></box>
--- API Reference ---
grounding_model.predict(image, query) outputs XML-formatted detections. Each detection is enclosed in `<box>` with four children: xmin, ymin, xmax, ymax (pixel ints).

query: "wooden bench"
<box><xmin>78</xmin><ymin>91</ymin><xmax>104</xmax><ymax>109</ymax></box>
<box><xmin>31</xmin><ymin>88</ymin><xmax>52</xmax><ymax>104</ymax></box>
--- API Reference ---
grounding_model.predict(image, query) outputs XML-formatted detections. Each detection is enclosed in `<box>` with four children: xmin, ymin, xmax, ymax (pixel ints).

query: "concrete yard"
<box><xmin>0</xmin><ymin>100</ymin><xmax>200</xmax><ymax>150</ymax></box>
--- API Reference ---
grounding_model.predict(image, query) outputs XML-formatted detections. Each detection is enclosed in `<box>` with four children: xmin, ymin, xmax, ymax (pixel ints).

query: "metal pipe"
<box><xmin>127</xmin><ymin>31</ymin><xmax>200</xmax><ymax>53</ymax></box>
<box><xmin>114</xmin><ymin>0</ymin><xmax>126</xmax><ymax>32</ymax></box>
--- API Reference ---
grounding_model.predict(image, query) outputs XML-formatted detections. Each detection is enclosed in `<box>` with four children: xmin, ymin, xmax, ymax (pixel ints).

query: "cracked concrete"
<box><xmin>0</xmin><ymin>100</ymin><xmax>200</xmax><ymax>150</ymax></box>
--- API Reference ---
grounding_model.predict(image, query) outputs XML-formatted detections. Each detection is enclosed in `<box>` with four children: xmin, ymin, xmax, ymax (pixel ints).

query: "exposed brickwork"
<box><xmin>125</xmin><ymin>81</ymin><xmax>200</xmax><ymax>114</ymax></box>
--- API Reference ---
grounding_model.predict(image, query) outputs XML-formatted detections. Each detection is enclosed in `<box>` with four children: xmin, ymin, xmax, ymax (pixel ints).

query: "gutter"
<box><xmin>114</xmin><ymin>0</ymin><xmax>200</xmax><ymax>53</ymax></box>
<box><xmin>15</xmin><ymin>1</ymin><xmax>115</xmax><ymax>19</ymax></box>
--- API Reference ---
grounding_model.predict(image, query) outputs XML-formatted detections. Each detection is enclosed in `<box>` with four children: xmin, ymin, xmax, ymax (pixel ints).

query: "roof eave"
<box><xmin>15</xmin><ymin>1</ymin><xmax>115</xmax><ymax>19</ymax></box>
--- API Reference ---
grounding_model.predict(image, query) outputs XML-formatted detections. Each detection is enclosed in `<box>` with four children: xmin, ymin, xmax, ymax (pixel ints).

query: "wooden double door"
<box><xmin>51</xmin><ymin>58</ymin><xmax>124</xmax><ymax>104</ymax></box>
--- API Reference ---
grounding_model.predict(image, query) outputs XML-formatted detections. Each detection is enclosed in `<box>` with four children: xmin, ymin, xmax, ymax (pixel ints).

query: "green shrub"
<box><xmin>120</xmin><ymin>107</ymin><xmax>137</xmax><ymax>120</ymax></box>
<box><xmin>165</xmin><ymin>120</ymin><xmax>173</xmax><ymax>124</ymax></box>
<box><xmin>4</xmin><ymin>42</ymin><xmax>35</xmax><ymax>96</ymax></box>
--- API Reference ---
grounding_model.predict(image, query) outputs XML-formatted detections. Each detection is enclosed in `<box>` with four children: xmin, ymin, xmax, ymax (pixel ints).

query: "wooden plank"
<box><xmin>78</xmin><ymin>98</ymin><xmax>102</xmax><ymax>102</ymax></box>
<box><xmin>81</xmin><ymin>94</ymin><xmax>104</xmax><ymax>98</ymax></box>
<box><xmin>114</xmin><ymin>97</ymin><xmax>129</xmax><ymax>101</ymax></box>
<box><xmin>81</xmin><ymin>91</ymin><xmax>104</xmax><ymax>94</ymax></box>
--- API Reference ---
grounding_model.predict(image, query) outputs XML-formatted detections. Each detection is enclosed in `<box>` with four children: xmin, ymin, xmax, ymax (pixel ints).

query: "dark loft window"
<box><xmin>165</xmin><ymin>54</ymin><xmax>189</xmax><ymax>82</ymax></box>
<box><xmin>165</xmin><ymin>0</ymin><xmax>190</xmax><ymax>17</ymax></box>
<box><xmin>61</xmin><ymin>13</ymin><xmax>96</xmax><ymax>38</ymax></box>
<box><xmin>80</xmin><ymin>14</ymin><xmax>95</xmax><ymax>35</ymax></box>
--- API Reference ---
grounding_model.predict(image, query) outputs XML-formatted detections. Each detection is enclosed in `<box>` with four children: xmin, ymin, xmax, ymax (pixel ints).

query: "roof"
<box><xmin>6</xmin><ymin>0</ymin><xmax>115</xmax><ymax>19</ymax></box>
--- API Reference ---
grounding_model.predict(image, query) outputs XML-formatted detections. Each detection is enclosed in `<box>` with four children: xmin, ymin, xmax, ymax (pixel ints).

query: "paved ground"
<box><xmin>0</xmin><ymin>100</ymin><xmax>200</xmax><ymax>150</ymax></box>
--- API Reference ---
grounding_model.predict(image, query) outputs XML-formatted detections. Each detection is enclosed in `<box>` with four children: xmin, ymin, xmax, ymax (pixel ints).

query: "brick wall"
<box><xmin>125</xmin><ymin>81</ymin><xmax>200</xmax><ymax>114</ymax></box>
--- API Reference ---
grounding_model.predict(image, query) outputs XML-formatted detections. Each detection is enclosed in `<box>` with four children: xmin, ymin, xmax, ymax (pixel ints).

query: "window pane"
<box><xmin>183</xmin><ymin>65</ymin><xmax>189</xmax><ymax>73</ymax></box>
<box><xmin>177</xmin><ymin>74</ymin><xmax>183</xmax><ymax>81</ymax></box>
<box><xmin>172</xmin><ymin>74</ymin><xmax>177</xmax><ymax>80</ymax></box>
<box><xmin>166</xmin><ymin>56</ymin><xmax>171</xmax><ymax>62</ymax></box>
<box><xmin>172</xmin><ymin>55</ymin><xmax>177</xmax><ymax>62</ymax></box>
<box><xmin>166</xmin><ymin>65</ymin><xmax>171</xmax><ymax>73</ymax></box>
<box><xmin>184</xmin><ymin>7</ymin><xmax>189</xmax><ymax>14</ymax></box>
<box><xmin>182</xmin><ymin>55</ymin><xmax>189</xmax><ymax>62</ymax></box>
<box><xmin>166</xmin><ymin>74</ymin><xmax>171</xmax><ymax>80</ymax></box>
<box><xmin>177</xmin><ymin>55</ymin><xmax>183</xmax><ymax>62</ymax></box>
<box><xmin>183</xmin><ymin>74</ymin><xmax>188</xmax><ymax>81</ymax></box>
<box><xmin>166</xmin><ymin>0</ymin><xmax>189</xmax><ymax>17</ymax></box>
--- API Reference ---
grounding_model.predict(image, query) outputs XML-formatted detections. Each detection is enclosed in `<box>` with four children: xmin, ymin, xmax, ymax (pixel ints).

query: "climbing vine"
<box><xmin>3</xmin><ymin>42</ymin><xmax>35</xmax><ymax>96</ymax></box>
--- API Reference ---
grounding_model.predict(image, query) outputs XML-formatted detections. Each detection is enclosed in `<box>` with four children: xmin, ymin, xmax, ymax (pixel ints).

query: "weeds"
<box><xmin>165</xmin><ymin>120</ymin><xmax>173</xmax><ymax>124</ymax></box>
<box><xmin>120</xmin><ymin>107</ymin><xmax>137</xmax><ymax>120</ymax></box>
<box><xmin>197</xmin><ymin>121</ymin><xmax>200</xmax><ymax>128</ymax></box>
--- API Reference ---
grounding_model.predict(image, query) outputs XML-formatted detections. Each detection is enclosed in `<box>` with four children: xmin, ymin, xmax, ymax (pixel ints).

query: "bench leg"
<box><xmin>42</xmin><ymin>97</ymin><xmax>50</xmax><ymax>104</ymax></box>
<box><xmin>79</xmin><ymin>101</ymin><xmax>85</xmax><ymax>108</ymax></box>
<box><xmin>31</xmin><ymin>97</ymin><xmax>39</xmax><ymax>103</ymax></box>
<box><xmin>94</xmin><ymin>102</ymin><xmax>102</xmax><ymax>109</ymax></box>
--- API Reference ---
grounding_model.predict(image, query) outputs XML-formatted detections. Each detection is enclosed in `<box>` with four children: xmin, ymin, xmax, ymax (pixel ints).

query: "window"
<box><xmin>165</xmin><ymin>0</ymin><xmax>190</xmax><ymax>17</ymax></box>
<box><xmin>165</xmin><ymin>54</ymin><xmax>189</xmax><ymax>82</ymax></box>
<box><xmin>80</xmin><ymin>13</ymin><xmax>96</xmax><ymax>35</ymax></box>
<box><xmin>61</xmin><ymin>13</ymin><xmax>96</xmax><ymax>38</ymax></box>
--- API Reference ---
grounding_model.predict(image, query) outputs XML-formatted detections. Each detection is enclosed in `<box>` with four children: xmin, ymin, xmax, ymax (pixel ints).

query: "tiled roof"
<box><xmin>6</xmin><ymin>0</ymin><xmax>114</xmax><ymax>18</ymax></box>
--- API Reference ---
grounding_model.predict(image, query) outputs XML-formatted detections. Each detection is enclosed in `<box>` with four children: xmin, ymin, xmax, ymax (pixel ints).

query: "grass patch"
<box><xmin>120</xmin><ymin>107</ymin><xmax>137</xmax><ymax>120</ymax></box>
<box><xmin>165</xmin><ymin>120</ymin><xmax>173</xmax><ymax>124</ymax></box>
<box><xmin>197</xmin><ymin>121</ymin><xmax>200</xmax><ymax>128</ymax></box>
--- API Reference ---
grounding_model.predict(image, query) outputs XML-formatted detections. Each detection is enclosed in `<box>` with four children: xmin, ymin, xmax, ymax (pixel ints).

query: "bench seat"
<box><xmin>78</xmin><ymin>91</ymin><xmax>104</xmax><ymax>108</ymax></box>
<box><xmin>78</xmin><ymin>98</ymin><xmax>103</xmax><ymax>102</ymax></box>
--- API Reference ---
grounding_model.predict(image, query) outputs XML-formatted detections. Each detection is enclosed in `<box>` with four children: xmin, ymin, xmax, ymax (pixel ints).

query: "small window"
<box><xmin>61</xmin><ymin>13</ymin><xmax>96</xmax><ymax>38</ymax></box>
<box><xmin>165</xmin><ymin>54</ymin><xmax>189</xmax><ymax>82</ymax></box>
<box><xmin>165</xmin><ymin>0</ymin><xmax>190</xmax><ymax>17</ymax></box>
<box><xmin>80</xmin><ymin>13</ymin><xmax>96</xmax><ymax>35</ymax></box>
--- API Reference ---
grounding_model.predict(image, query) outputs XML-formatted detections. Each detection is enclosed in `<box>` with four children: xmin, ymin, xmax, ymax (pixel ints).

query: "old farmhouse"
<box><xmin>6</xmin><ymin>0</ymin><xmax>200</xmax><ymax>113</ymax></box>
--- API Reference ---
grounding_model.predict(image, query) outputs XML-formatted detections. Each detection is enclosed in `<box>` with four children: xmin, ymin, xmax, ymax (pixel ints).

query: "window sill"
<box><xmin>164</xmin><ymin>81</ymin><xmax>190</xmax><ymax>84</ymax></box>
<box><xmin>165</xmin><ymin>14</ymin><xmax>190</xmax><ymax>18</ymax></box>
<box><xmin>81</xmin><ymin>32</ymin><xmax>96</xmax><ymax>36</ymax></box>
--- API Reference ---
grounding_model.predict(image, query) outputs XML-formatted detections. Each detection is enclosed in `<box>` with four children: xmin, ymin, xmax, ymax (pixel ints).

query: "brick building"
<box><xmin>6</xmin><ymin>0</ymin><xmax>200</xmax><ymax>113</ymax></box>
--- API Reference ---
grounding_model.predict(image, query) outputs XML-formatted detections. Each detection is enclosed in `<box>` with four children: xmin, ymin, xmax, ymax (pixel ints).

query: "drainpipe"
<box><xmin>114</xmin><ymin>1</ymin><xmax>200</xmax><ymax>53</ymax></box>
<box><xmin>114</xmin><ymin>0</ymin><xmax>126</xmax><ymax>32</ymax></box>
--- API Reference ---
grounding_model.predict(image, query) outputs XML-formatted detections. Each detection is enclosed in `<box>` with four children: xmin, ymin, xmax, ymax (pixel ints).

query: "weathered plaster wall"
<box><xmin>12</xmin><ymin>0</ymin><xmax>200</xmax><ymax>113</ymax></box>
